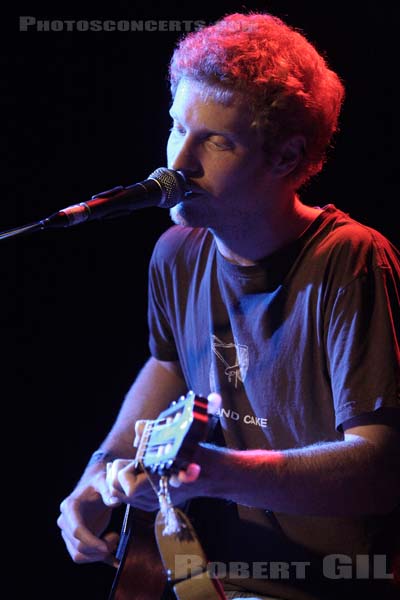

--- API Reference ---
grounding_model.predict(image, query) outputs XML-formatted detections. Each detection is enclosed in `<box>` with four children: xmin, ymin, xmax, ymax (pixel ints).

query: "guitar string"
<box><xmin>138</xmin><ymin>458</ymin><xmax>160</xmax><ymax>498</ymax></box>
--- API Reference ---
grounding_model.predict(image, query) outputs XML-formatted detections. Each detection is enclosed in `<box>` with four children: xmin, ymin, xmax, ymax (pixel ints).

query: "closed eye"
<box><xmin>169</xmin><ymin>120</ymin><xmax>186</xmax><ymax>136</ymax></box>
<box><xmin>169</xmin><ymin>119</ymin><xmax>234</xmax><ymax>151</ymax></box>
<box><xmin>206</xmin><ymin>135</ymin><xmax>234</xmax><ymax>150</ymax></box>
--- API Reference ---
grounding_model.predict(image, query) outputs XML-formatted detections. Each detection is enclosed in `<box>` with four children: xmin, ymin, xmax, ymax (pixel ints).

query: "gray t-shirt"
<box><xmin>148</xmin><ymin>204</ymin><xmax>400</xmax><ymax>599</ymax></box>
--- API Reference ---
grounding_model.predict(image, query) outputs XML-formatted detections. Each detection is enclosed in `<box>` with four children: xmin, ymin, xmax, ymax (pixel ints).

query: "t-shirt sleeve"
<box><xmin>147</xmin><ymin>242</ymin><xmax>179</xmax><ymax>362</ymax></box>
<box><xmin>326</xmin><ymin>263</ymin><xmax>400</xmax><ymax>429</ymax></box>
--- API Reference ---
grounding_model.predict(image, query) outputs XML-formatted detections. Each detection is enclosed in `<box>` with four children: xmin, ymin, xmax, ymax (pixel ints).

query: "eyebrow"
<box><xmin>168</xmin><ymin>110</ymin><xmax>237</xmax><ymax>139</ymax></box>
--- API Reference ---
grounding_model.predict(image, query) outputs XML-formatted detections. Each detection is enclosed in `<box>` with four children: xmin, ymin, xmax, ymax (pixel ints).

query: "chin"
<box><xmin>169</xmin><ymin>203</ymin><xmax>210</xmax><ymax>228</ymax></box>
<box><xmin>169</xmin><ymin>204</ymin><xmax>188</xmax><ymax>226</ymax></box>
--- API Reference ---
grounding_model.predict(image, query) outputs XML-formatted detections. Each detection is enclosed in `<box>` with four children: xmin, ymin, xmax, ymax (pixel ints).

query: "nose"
<box><xmin>167</xmin><ymin>134</ymin><xmax>202</xmax><ymax>178</ymax></box>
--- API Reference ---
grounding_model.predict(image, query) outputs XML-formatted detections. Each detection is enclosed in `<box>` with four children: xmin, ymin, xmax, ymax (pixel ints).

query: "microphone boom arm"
<box><xmin>0</xmin><ymin>168</ymin><xmax>186</xmax><ymax>240</ymax></box>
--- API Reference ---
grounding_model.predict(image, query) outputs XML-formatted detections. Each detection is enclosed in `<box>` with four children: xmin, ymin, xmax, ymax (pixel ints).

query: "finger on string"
<box><xmin>134</xmin><ymin>419</ymin><xmax>148</xmax><ymax>447</ymax></box>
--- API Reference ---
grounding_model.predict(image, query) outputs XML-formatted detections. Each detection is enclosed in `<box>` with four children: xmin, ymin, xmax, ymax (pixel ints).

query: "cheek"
<box><xmin>207</xmin><ymin>158</ymin><xmax>251</xmax><ymax>193</ymax></box>
<box><xmin>166</xmin><ymin>135</ymin><xmax>175</xmax><ymax>167</ymax></box>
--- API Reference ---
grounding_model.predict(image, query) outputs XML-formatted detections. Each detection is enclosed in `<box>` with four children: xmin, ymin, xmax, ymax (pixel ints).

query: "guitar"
<box><xmin>108</xmin><ymin>390</ymin><xmax>224</xmax><ymax>600</ymax></box>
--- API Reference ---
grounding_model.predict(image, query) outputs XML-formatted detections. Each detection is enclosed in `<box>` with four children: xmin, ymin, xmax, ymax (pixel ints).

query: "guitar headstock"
<box><xmin>135</xmin><ymin>391</ymin><xmax>214</xmax><ymax>476</ymax></box>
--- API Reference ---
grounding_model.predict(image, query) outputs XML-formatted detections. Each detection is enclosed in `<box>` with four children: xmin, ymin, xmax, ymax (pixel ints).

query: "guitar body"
<box><xmin>109</xmin><ymin>509</ymin><xmax>169</xmax><ymax>600</ymax></box>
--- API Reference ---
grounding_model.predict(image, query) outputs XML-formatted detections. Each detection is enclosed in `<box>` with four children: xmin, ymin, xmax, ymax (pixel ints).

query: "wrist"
<box><xmin>87</xmin><ymin>449</ymin><xmax>118</xmax><ymax>468</ymax></box>
<box><xmin>194</xmin><ymin>443</ymin><xmax>234</xmax><ymax>497</ymax></box>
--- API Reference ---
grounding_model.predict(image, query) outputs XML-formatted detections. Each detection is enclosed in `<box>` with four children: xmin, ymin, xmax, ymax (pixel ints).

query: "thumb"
<box><xmin>102</xmin><ymin>531</ymin><xmax>120</xmax><ymax>568</ymax></box>
<box><xmin>169</xmin><ymin>462</ymin><xmax>201</xmax><ymax>487</ymax></box>
<box><xmin>103</xmin><ymin>531</ymin><xmax>120</xmax><ymax>553</ymax></box>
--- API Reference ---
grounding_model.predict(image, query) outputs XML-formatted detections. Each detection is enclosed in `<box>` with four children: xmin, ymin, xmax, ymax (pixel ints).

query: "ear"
<box><xmin>271</xmin><ymin>135</ymin><xmax>305</xmax><ymax>178</ymax></box>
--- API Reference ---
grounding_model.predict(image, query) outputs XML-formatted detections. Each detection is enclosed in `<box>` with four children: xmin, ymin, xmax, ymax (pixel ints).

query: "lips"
<box><xmin>184</xmin><ymin>183</ymin><xmax>205</xmax><ymax>197</ymax></box>
<box><xmin>175</xmin><ymin>172</ymin><xmax>205</xmax><ymax>197</ymax></box>
<box><xmin>184</xmin><ymin>189</ymin><xmax>203</xmax><ymax>198</ymax></box>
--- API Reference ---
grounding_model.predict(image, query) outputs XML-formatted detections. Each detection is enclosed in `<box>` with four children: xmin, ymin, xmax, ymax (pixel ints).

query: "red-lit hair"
<box><xmin>169</xmin><ymin>13</ymin><xmax>345</xmax><ymax>187</ymax></box>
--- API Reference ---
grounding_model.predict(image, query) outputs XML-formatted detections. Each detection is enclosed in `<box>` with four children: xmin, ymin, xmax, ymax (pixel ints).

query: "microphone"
<box><xmin>39</xmin><ymin>167</ymin><xmax>187</xmax><ymax>229</ymax></box>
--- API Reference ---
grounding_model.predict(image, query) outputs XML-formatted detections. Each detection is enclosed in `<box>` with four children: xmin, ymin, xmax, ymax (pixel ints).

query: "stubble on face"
<box><xmin>166</xmin><ymin>79</ymin><xmax>272</xmax><ymax>231</ymax></box>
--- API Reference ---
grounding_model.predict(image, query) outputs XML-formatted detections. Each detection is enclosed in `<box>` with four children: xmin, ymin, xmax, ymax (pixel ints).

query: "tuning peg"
<box><xmin>207</xmin><ymin>392</ymin><xmax>222</xmax><ymax>415</ymax></box>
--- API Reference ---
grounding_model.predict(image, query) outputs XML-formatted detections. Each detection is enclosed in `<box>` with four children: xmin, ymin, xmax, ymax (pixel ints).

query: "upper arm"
<box><xmin>122</xmin><ymin>356</ymin><xmax>187</xmax><ymax>418</ymax></box>
<box><xmin>342</xmin><ymin>408</ymin><xmax>400</xmax><ymax>448</ymax></box>
<box><xmin>102</xmin><ymin>356</ymin><xmax>187</xmax><ymax>454</ymax></box>
<box><xmin>343</xmin><ymin>421</ymin><xmax>400</xmax><ymax>512</ymax></box>
<box><xmin>344</xmin><ymin>422</ymin><xmax>400</xmax><ymax>450</ymax></box>
<box><xmin>344</xmin><ymin>421</ymin><xmax>400</xmax><ymax>489</ymax></box>
<box><xmin>156</xmin><ymin>357</ymin><xmax>185</xmax><ymax>382</ymax></box>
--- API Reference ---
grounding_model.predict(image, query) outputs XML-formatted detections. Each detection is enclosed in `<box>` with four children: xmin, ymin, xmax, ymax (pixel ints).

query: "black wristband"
<box><xmin>87</xmin><ymin>449</ymin><xmax>116</xmax><ymax>467</ymax></box>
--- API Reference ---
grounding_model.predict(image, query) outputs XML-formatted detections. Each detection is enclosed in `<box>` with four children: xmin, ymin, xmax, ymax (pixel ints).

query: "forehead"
<box><xmin>170</xmin><ymin>79</ymin><xmax>256</xmax><ymax>135</ymax></box>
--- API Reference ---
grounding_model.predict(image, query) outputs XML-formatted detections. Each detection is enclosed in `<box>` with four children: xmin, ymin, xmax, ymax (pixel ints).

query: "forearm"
<box><xmin>199</xmin><ymin>433</ymin><xmax>400</xmax><ymax>517</ymax></box>
<box><xmin>88</xmin><ymin>356</ymin><xmax>187</xmax><ymax>465</ymax></box>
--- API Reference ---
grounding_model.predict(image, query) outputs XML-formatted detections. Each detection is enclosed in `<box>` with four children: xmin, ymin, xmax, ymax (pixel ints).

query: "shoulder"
<box><xmin>314</xmin><ymin>205</ymin><xmax>400</xmax><ymax>278</ymax></box>
<box><xmin>150</xmin><ymin>225</ymin><xmax>213</xmax><ymax>271</ymax></box>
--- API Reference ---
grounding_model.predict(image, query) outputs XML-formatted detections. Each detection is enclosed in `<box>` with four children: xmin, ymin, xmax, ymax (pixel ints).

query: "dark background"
<box><xmin>4</xmin><ymin>1</ymin><xmax>398</xmax><ymax>597</ymax></box>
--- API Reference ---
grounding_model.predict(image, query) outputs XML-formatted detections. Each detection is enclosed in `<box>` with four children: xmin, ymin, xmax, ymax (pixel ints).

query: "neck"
<box><xmin>211</xmin><ymin>193</ymin><xmax>322</xmax><ymax>265</ymax></box>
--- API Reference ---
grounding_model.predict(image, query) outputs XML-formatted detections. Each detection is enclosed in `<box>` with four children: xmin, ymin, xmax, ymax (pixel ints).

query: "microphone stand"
<box><xmin>0</xmin><ymin>221</ymin><xmax>45</xmax><ymax>241</ymax></box>
<box><xmin>0</xmin><ymin>185</ymin><xmax>125</xmax><ymax>241</ymax></box>
<box><xmin>1</xmin><ymin>168</ymin><xmax>186</xmax><ymax>241</ymax></box>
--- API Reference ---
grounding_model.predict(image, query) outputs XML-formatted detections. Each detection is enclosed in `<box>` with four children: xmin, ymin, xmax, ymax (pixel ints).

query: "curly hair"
<box><xmin>169</xmin><ymin>13</ymin><xmax>345</xmax><ymax>187</ymax></box>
